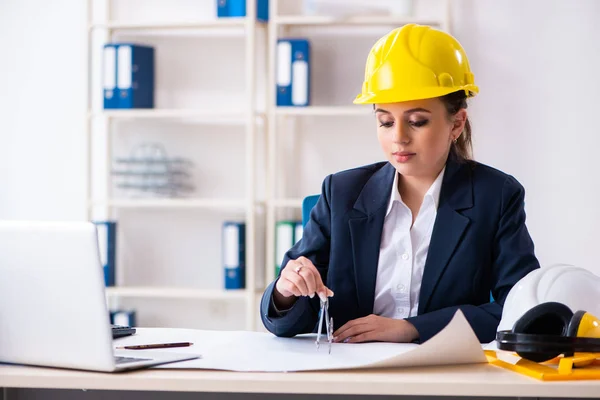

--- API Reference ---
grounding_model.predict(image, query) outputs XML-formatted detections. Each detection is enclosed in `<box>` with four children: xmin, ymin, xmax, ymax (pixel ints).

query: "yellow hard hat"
<box><xmin>354</xmin><ymin>24</ymin><xmax>479</xmax><ymax>104</ymax></box>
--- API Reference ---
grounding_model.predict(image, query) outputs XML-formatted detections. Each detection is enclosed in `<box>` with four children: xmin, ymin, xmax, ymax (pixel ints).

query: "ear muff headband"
<box><xmin>496</xmin><ymin>331</ymin><xmax>600</xmax><ymax>362</ymax></box>
<box><xmin>497</xmin><ymin>302</ymin><xmax>600</xmax><ymax>362</ymax></box>
<box><xmin>512</xmin><ymin>302</ymin><xmax>573</xmax><ymax>336</ymax></box>
<box><xmin>566</xmin><ymin>310</ymin><xmax>586</xmax><ymax>337</ymax></box>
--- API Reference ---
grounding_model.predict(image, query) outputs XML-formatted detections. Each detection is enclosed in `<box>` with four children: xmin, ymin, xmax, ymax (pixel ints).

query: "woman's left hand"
<box><xmin>333</xmin><ymin>314</ymin><xmax>419</xmax><ymax>343</ymax></box>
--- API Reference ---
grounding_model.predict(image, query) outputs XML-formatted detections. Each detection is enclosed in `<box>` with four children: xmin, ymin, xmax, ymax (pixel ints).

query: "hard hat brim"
<box><xmin>353</xmin><ymin>84</ymin><xmax>479</xmax><ymax>105</ymax></box>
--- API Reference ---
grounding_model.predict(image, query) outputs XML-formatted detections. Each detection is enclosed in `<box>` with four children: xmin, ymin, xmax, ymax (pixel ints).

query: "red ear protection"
<box><xmin>496</xmin><ymin>302</ymin><xmax>600</xmax><ymax>362</ymax></box>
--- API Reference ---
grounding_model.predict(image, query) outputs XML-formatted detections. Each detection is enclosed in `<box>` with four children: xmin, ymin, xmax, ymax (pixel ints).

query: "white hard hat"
<box><xmin>498</xmin><ymin>264</ymin><xmax>600</xmax><ymax>332</ymax></box>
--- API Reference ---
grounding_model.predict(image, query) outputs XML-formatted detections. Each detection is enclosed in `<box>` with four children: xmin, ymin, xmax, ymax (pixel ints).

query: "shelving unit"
<box><xmin>90</xmin><ymin>18</ymin><xmax>248</xmax><ymax>30</ymax></box>
<box><xmin>264</xmin><ymin>0</ymin><xmax>451</xmax><ymax>285</ymax></box>
<box><xmin>268</xmin><ymin>198</ymin><xmax>305</xmax><ymax>208</ymax></box>
<box><xmin>84</xmin><ymin>0</ymin><xmax>452</xmax><ymax>331</ymax></box>
<box><xmin>273</xmin><ymin>15</ymin><xmax>446</xmax><ymax>27</ymax></box>
<box><xmin>90</xmin><ymin>109</ymin><xmax>265</xmax><ymax>121</ymax></box>
<box><xmin>105</xmin><ymin>287</ymin><xmax>247</xmax><ymax>300</ymax></box>
<box><xmin>275</xmin><ymin>106</ymin><xmax>372</xmax><ymax>116</ymax></box>
<box><xmin>89</xmin><ymin>198</ymin><xmax>248</xmax><ymax>209</ymax></box>
<box><xmin>85</xmin><ymin>0</ymin><xmax>265</xmax><ymax>331</ymax></box>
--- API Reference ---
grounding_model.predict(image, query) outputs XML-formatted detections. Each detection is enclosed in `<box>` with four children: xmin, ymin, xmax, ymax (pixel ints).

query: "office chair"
<box><xmin>302</xmin><ymin>195</ymin><xmax>320</xmax><ymax>228</ymax></box>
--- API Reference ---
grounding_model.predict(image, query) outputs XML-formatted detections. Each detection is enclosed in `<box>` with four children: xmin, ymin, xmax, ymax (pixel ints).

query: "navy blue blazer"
<box><xmin>260</xmin><ymin>156</ymin><xmax>540</xmax><ymax>343</ymax></box>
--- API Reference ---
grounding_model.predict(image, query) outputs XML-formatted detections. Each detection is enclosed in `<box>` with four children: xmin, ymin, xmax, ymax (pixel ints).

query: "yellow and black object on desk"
<box><xmin>485</xmin><ymin>351</ymin><xmax>600</xmax><ymax>381</ymax></box>
<box><xmin>490</xmin><ymin>301</ymin><xmax>600</xmax><ymax>380</ymax></box>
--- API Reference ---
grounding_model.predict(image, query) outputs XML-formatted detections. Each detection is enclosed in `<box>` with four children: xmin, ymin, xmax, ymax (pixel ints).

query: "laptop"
<box><xmin>0</xmin><ymin>221</ymin><xmax>199</xmax><ymax>372</ymax></box>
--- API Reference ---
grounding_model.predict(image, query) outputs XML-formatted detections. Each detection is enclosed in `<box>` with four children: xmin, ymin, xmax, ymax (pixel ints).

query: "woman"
<box><xmin>260</xmin><ymin>24</ymin><xmax>540</xmax><ymax>344</ymax></box>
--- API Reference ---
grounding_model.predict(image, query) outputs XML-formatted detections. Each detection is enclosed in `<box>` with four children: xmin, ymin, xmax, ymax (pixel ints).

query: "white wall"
<box><xmin>0</xmin><ymin>0</ymin><xmax>87</xmax><ymax>221</ymax></box>
<box><xmin>1</xmin><ymin>0</ymin><xmax>599</xmax><ymax>329</ymax></box>
<box><xmin>451</xmin><ymin>0</ymin><xmax>600</xmax><ymax>273</ymax></box>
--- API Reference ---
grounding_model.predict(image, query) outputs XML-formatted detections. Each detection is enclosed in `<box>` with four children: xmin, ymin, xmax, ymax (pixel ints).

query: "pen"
<box><xmin>116</xmin><ymin>342</ymin><xmax>193</xmax><ymax>350</ymax></box>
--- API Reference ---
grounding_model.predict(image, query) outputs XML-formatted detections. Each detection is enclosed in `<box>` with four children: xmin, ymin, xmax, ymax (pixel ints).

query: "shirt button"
<box><xmin>397</xmin><ymin>284</ymin><xmax>405</xmax><ymax>292</ymax></box>
<box><xmin>397</xmin><ymin>307</ymin><xmax>404</xmax><ymax>314</ymax></box>
<box><xmin>402</xmin><ymin>253</ymin><xmax>409</xmax><ymax>260</ymax></box>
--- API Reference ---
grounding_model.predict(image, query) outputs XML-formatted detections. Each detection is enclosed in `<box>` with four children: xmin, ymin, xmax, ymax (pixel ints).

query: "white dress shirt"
<box><xmin>373</xmin><ymin>167</ymin><xmax>445</xmax><ymax>319</ymax></box>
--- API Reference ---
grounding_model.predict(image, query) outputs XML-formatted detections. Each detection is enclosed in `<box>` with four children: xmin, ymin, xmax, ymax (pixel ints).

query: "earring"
<box><xmin>453</xmin><ymin>138</ymin><xmax>458</xmax><ymax>144</ymax></box>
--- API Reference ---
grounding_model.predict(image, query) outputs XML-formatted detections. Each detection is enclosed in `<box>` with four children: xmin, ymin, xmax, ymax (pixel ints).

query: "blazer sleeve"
<box><xmin>260</xmin><ymin>175</ymin><xmax>333</xmax><ymax>337</ymax></box>
<box><xmin>406</xmin><ymin>176</ymin><xmax>540</xmax><ymax>343</ymax></box>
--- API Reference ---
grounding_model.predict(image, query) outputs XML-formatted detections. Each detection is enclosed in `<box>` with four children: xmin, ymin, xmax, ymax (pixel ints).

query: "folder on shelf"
<box><xmin>103</xmin><ymin>45</ymin><xmax>118</xmax><ymax>109</ymax></box>
<box><xmin>103</xmin><ymin>43</ymin><xmax>154</xmax><ymax>109</ymax></box>
<box><xmin>276</xmin><ymin>39</ymin><xmax>310</xmax><ymax>107</ymax></box>
<box><xmin>223</xmin><ymin>222</ymin><xmax>246</xmax><ymax>290</ymax></box>
<box><xmin>93</xmin><ymin>221</ymin><xmax>117</xmax><ymax>287</ymax></box>
<box><xmin>217</xmin><ymin>0</ymin><xmax>269</xmax><ymax>22</ymax></box>
<box><xmin>117</xmin><ymin>44</ymin><xmax>154</xmax><ymax>109</ymax></box>
<box><xmin>110</xmin><ymin>309</ymin><xmax>136</xmax><ymax>327</ymax></box>
<box><xmin>275</xmin><ymin>221</ymin><xmax>299</xmax><ymax>276</ymax></box>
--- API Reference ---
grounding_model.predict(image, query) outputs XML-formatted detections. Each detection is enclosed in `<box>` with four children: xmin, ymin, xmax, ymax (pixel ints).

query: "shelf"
<box><xmin>105</xmin><ymin>286</ymin><xmax>247</xmax><ymax>300</ymax></box>
<box><xmin>89</xmin><ymin>109</ymin><xmax>265</xmax><ymax>124</ymax></box>
<box><xmin>90</xmin><ymin>107</ymin><xmax>372</xmax><ymax>120</ymax></box>
<box><xmin>269</xmin><ymin>198</ymin><xmax>303</xmax><ymax>208</ymax></box>
<box><xmin>273</xmin><ymin>15</ymin><xmax>444</xmax><ymax>27</ymax></box>
<box><xmin>275</xmin><ymin>106</ymin><xmax>373</xmax><ymax>116</ymax></box>
<box><xmin>89</xmin><ymin>19</ymin><xmax>266</xmax><ymax>38</ymax></box>
<box><xmin>89</xmin><ymin>18</ymin><xmax>255</xmax><ymax>31</ymax></box>
<box><xmin>89</xmin><ymin>198</ymin><xmax>248</xmax><ymax>209</ymax></box>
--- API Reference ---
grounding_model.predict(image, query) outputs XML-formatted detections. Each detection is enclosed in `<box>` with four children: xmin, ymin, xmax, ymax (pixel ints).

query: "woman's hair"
<box><xmin>440</xmin><ymin>90</ymin><xmax>473</xmax><ymax>161</ymax></box>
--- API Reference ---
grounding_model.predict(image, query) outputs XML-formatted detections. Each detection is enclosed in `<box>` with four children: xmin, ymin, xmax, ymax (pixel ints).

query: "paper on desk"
<box><xmin>116</xmin><ymin>310</ymin><xmax>486</xmax><ymax>372</ymax></box>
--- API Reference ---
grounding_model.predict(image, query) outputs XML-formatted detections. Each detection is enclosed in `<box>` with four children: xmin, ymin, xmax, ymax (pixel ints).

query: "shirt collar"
<box><xmin>386</xmin><ymin>166</ymin><xmax>446</xmax><ymax>217</ymax></box>
<box><xmin>427</xmin><ymin>166</ymin><xmax>446</xmax><ymax>209</ymax></box>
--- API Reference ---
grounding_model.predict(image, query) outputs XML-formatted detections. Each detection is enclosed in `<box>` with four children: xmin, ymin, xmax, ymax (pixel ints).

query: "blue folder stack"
<box><xmin>110</xmin><ymin>309</ymin><xmax>136</xmax><ymax>327</ymax></box>
<box><xmin>217</xmin><ymin>0</ymin><xmax>269</xmax><ymax>22</ymax></box>
<box><xmin>222</xmin><ymin>221</ymin><xmax>246</xmax><ymax>289</ymax></box>
<box><xmin>276</xmin><ymin>39</ymin><xmax>311</xmax><ymax>106</ymax></box>
<box><xmin>103</xmin><ymin>43</ymin><xmax>154</xmax><ymax>109</ymax></box>
<box><xmin>93</xmin><ymin>221</ymin><xmax>117</xmax><ymax>287</ymax></box>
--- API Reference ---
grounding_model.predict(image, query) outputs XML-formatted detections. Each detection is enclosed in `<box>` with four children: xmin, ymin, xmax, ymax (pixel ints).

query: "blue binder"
<box><xmin>222</xmin><ymin>222</ymin><xmax>246</xmax><ymax>289</ymax></box>
<box><xmin>103</xmin><ymin>43</ymin><xmax>154</xmax><ymax>109</ymax></box>
<box><xmin>110</xmin><ymin>310</ymin><xmax>136</xmax><ymax>327</ymax></box>
<box><xmin>217</xmin><ymin>0</ymin><xmax>269</xmax><ymax>22</ymax></box>
<box><xmin>117</xmin><ymin>44</ymin><xmax>154</xmax><ymax>109</ymax></box>
<box><xmin>276</xmin><ymin>39</ymin><xmax>310</xmax><ymax>106</ymax></box>
<box><xmin>103</xmin><ymin>44</ymin><xmax>118</xmax><ymax>109</ymax></box>
<box><xmin>93</xmin><ymin>221</ymin><xmax>116</xmax><ymax>287</ymax></box>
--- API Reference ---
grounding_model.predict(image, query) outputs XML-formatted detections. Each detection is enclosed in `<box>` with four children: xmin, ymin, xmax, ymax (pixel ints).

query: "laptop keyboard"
<box><xmin>115</xmin><ymin>356</ymin><xmax>151</xmax><ymax>365</ymax></box>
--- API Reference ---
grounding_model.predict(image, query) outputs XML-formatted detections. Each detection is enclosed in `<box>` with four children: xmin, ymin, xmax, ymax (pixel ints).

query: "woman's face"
<box><xmin>375</xmin><ymin>98</ymin><xmax>466</xmax><ymax>179</ymax></box>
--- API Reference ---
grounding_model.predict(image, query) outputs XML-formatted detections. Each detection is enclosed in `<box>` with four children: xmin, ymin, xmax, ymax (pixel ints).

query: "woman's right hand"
<box><xmin>274</xmin><ymin>256</ymin><xmax>334</xmax><ymax>307</ymax></box>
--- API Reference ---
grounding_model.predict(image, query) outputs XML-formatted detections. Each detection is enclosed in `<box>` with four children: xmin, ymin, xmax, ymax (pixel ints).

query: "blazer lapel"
<box><xmin>418</xmin><ymin>157</ymin><xmax>474</xmax><ymax>314</ymax></box>
<box><xmin>349</xmin><ymin>163</ymin><xmax>395</xmax><ymax>317</ymax></box>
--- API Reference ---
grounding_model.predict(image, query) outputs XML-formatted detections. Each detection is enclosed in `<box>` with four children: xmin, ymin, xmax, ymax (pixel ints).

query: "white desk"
<box><xmin>1</xmin><ymin>363</ymin><xmax>599</xmax><ymax>399</ymax></box>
